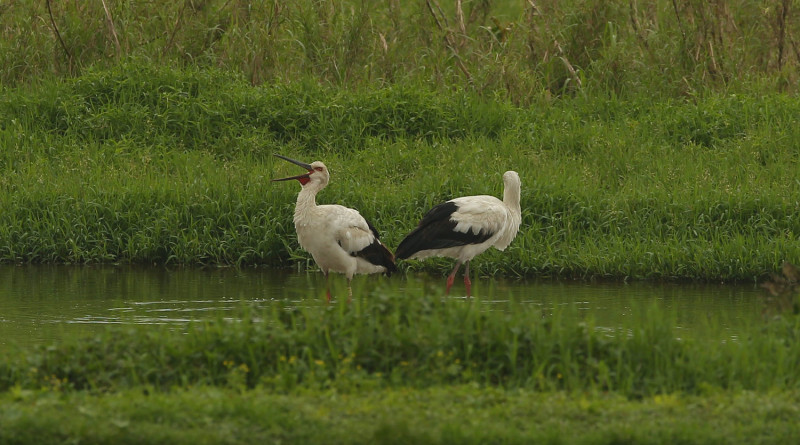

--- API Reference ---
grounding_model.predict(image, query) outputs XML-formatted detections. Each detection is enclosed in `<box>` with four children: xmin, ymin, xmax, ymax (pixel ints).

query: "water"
<box><xmin>0</xmin><ymin>265</ymin><xmax>766</xmax><ymax>350</ymax></box>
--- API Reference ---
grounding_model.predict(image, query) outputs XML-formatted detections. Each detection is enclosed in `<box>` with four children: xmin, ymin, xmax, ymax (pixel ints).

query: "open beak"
<box><xmin>272</xmin><ymin>154</ymin><xmax>313</xmax><ymax>183</ymax></box>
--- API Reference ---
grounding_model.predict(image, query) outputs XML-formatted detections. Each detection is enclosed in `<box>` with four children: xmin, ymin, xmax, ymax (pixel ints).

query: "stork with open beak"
<box><xmin>272</xmin><ymin>154</ymin><xmax>397</xmax><ymax>301</ymax></box>
<box><xmin>395</xmin><ymin>171</ymin><xmax>522</xmax><ymax>297</ymax></box>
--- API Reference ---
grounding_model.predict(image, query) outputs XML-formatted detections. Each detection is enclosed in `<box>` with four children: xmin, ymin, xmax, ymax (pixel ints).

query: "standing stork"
<box><xmin>272</xmin><ymin>154</ymin><xmax>397</xmax><ymax>301</ymax></box>
<box><xmin>395</xmin><ymin>171</ymin><xmax>521</xmax><ymax>297</ymax></box>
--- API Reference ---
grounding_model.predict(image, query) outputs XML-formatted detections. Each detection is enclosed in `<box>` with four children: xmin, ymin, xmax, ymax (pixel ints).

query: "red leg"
<box><xmin>463</xmin><ymin>261</ymin><xmax>472</xmax><ymax>298</ymax></box>
<box><xmin>446</xmin><ymin>261</ymin><xmax>462</xmax><ymax>295</ymax></box>
<box><xmin>325</xmin><ymin>273</ymin><xmax>332</xmax><ymax>303</ymax></box>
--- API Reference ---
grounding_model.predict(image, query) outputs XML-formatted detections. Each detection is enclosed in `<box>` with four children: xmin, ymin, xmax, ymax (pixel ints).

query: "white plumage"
<box><xmin>396</xmin><ymin>171</ymin><xmax>521</xmax><ymax>297</ymax></box>
<box><xmin>273</xmin><ymin>154</ymin><xmax>396</xmax><ymax>301</ymax></box>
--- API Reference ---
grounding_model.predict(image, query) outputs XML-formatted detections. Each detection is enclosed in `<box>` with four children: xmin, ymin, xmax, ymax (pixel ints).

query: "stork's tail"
<box><xmin>356</xmin><ymin>240</ymin><xmax>398</xmax><ymax>276</ymax></box>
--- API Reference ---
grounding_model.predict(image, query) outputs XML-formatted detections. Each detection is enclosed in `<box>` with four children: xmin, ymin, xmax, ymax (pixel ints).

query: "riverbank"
<box><xmin>1</xmin><ymin>289</ymin><xmax>799</xmax><ymax>444</ymax></box>
<box><xmin>2</xmin><ymin>63</ymin><xmax>799</xmax><ymax>280</ymax></box>
<box><xmin>3</xmin><ymin>385</ymin><xmax>799</xmax><ymax>444</ymax></box>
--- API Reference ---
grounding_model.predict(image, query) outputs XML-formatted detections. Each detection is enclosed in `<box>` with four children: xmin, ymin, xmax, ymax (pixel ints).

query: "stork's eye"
<box><xmin>314</xmin><ymin>167</ymin><xmax>324</xmax><ymax>172</ymax></box>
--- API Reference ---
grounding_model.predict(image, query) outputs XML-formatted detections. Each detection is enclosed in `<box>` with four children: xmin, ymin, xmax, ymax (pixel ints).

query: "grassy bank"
<box><xmin>1</xmin><ymin>290</ymin><xmax>798</xmax><ymax>396</ymax></box>
<box><xmin>2</xmin><ymin>1</ymin><xmax>800</xmax><ymax>280</ymax></box>
<box><xmin>3</xmin><ymin>385</ymin><xmax>800</xmax><ymax>444</ymax></box>
<box><xmin>1</xmin><ymin>289</ymin><xmax>799</xmax><ymax>444</ymax></box>
<box><xmin>2</xmin><ymin>63</ymin><xmax>800</xmax><ymax>280</ymax></box>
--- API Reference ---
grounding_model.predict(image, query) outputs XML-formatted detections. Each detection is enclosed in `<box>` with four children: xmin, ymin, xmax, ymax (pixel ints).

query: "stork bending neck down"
<box><xmin>272</xmin><ymin>154</ymin><xmax>397</xmax><ymax>302</ymax></box>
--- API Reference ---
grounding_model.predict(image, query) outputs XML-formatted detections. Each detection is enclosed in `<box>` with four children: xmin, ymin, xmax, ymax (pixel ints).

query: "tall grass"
<box><xmin>3</xmin><ymin>1</ymin><xmax>800</xmax><ymax>99</ymax></box>
<box><xmin>1</xmin><ymin>288</ymin><xmax>798</xmax><ymax>398</ymax></box>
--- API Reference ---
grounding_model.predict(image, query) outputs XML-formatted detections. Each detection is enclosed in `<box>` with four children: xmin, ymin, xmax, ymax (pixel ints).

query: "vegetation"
<box><xmin>3</xmin><ymin>0</ymin><xmax>800</xmax><ymax>98</ymax></box>
<box><xmin>3</xmin><ymin>385</ymin><xmax>800</xmax><ymax>444</ymax></box>
<box><xmin>2</xmin><ymin>1</ymin><xmax>799</xmax><ymax>280</ymax></box>
<box><xmin>3</xmin><ymin>288</ymin><xmax>800</xmax><ymax>395</ymax></box>
<box><xmin>2</xmin><ymin>62</ymin><xmax>800</xmax><ymax>280</ymax></box>
<box><xmin>3</xmin><ymin>0</ymin><xmax>800</xmax><ymax>442</ymax></box>
<box><xmin>0</xmin><ymin>289</ymin><xmax>799</xmax><ymax>443</ymax></box>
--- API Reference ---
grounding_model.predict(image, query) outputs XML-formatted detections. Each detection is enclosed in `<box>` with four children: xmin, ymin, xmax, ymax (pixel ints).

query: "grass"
<box><xmin>0</xmin><ymin>288</ymin><xmax>799</xmax><ymax>444</ymax></box>
<box><xmin>2</xmin><ymin>386</ymin><xmax>800</xmax><ymax>444</ymax></box>
<box><xmin>2</xmin><ymin>63</ymin><xmax>800</xmax><ymax>280</ymax></box>
<box><xmin>3</xmin><ymin>1</ymin><xmax>800</xmax><ymax>99</ymax></box>
<box><xmin>3</xmin><ymin>1</ymin><xmax>800</xmax><ymax>280</ymax></box>
<box><xmin>1</xmin><ymin>289</ymin><xmax>798</xmax><ymax>397</ymax></box>
<box><xmin>3</xmin><ymin>1</ymin><xmax>800</xmax><ymax>442</ymax></box>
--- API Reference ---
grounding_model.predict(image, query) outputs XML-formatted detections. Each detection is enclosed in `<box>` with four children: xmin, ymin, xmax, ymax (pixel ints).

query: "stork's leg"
<box><xmin>347</xmin><ymin>278</ymin><xmax>353</xmax><ymax>303</ymax></box>
<box><xmin>324</xmin><ymin>272</ymin><xmax>332</xmax><ymax>303</ymax></box>
<box><xmin>446</xmin><ymin>261</ymin><xmax>463</xmax><ymax>295</ymax></box>
<box><xmin>463</xmin><ymin>261</ymin><xmax>472</xmax><ymax>298</ymax></box>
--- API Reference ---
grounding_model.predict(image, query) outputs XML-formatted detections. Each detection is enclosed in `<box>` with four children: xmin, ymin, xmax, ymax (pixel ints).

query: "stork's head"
<box><xmin>502</xmin><ymin>170</ymin><xmax>520</xmax><ymax>187</ymax></box>
<box><xmin>271</xmin><ymin>154</ymin><xmax>330</xmax><ymax>189</ymax></box>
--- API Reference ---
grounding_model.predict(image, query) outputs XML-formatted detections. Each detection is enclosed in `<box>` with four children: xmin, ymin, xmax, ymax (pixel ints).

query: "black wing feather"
<box><xmin>353</xmin><ymin>241</ymin><xmax>398</xmax><ymax>276</ymax></box>
<box><xmin>395</xmin><ymin>201</ymin><xmax>494</xmax><ymax>260</ymax></box>
<box><xmin>354</xmin><ymin>216</ymin><xmax>397</xmax><ymax>276</ymax></box>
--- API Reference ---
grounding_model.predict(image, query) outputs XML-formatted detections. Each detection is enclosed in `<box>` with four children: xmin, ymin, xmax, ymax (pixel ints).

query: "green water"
<box><xmin>0</xmin><ymin>265</ymin><xmax>764</xmax><ymax>350</ymax></box>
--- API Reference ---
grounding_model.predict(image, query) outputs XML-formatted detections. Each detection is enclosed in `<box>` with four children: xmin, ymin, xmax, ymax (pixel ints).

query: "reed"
<box><xmin>3</xmin><ymin>1</ymin><xmax>800</xmax><ymax>99</ymax></box>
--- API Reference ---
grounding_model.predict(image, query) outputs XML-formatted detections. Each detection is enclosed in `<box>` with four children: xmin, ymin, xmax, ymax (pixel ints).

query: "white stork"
<box><xmin>272</xmin><ymin>154</ymin><xmax>397</xmax><ymax>301</ymax></box>
<box><xmin>395</xmin><ymin>171</ymin><xmax>521</xmax><ymax>297</ymax></box>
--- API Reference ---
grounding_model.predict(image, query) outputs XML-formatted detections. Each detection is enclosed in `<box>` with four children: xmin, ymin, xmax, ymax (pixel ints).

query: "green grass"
<box><xmin>2</xmin><ymin>63</ymin><xmax>800</xmax><ymax>280</ymax></box>
<box><xmin>3</xmin><ymin>1</ymin><xmax>800</xmax><ymax>280</ymax></box>
<box><xmin>0</xmin><ymin>288</ymin><xmax>799</xmax><ymax>444</ymax></box>
<box><xmin>3</xmin><ymin>0</ymin><xmax>800</xmax><ymax>99</ymax></box>
<box><xmin>3</xmin><ymin>1</ymin><xmax>800</xmax><ymax>442</ymax></box>
<box><xmin>2</xmin><ymin>385</ymin><xmax>800</xmax><ymax>444</ymax></box>
<box><xmin>1</xmin><ymin>289</ymin><xmax>798</xmax><ymax>397</ymax></box>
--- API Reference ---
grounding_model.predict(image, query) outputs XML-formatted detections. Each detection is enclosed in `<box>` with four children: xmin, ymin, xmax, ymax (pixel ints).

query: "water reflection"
<box><xmin>0</xmin><ymin>265</ymin><xmax>765</xmax><ymax>350</ymax></box>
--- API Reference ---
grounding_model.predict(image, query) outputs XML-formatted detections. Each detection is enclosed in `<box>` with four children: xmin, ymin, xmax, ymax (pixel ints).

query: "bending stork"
<box><xmin>395</xmin><ymin>171</ymin><xmax>521</xmax><ymax>297</ymax></box>
<box><xmin>272</xmin><ymin>154</ymin><xmax>397</xmax><ymax>301</ymax></box>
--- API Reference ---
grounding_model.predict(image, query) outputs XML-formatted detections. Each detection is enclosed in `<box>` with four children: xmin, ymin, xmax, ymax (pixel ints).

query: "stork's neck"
<box><xmin>504</xmin><ymin>181</ymin><xmax>521</xmax><ymax>217</ymax></box>
<box><xmin>293</xmin><ymin>186</ymin><xmax>319</xmax><ymax>224</ymax></box>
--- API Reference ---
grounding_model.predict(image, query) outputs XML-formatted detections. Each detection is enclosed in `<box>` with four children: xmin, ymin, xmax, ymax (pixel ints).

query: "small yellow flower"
<box><xmin>654</xmin><ymin>394</ymin><xmax>680</xmax><ymax>407</ymax></box>
<box><xmin>315</xmin><ymin>360</ymin><xmax>325</xmax><ymax>366</ymax></box>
